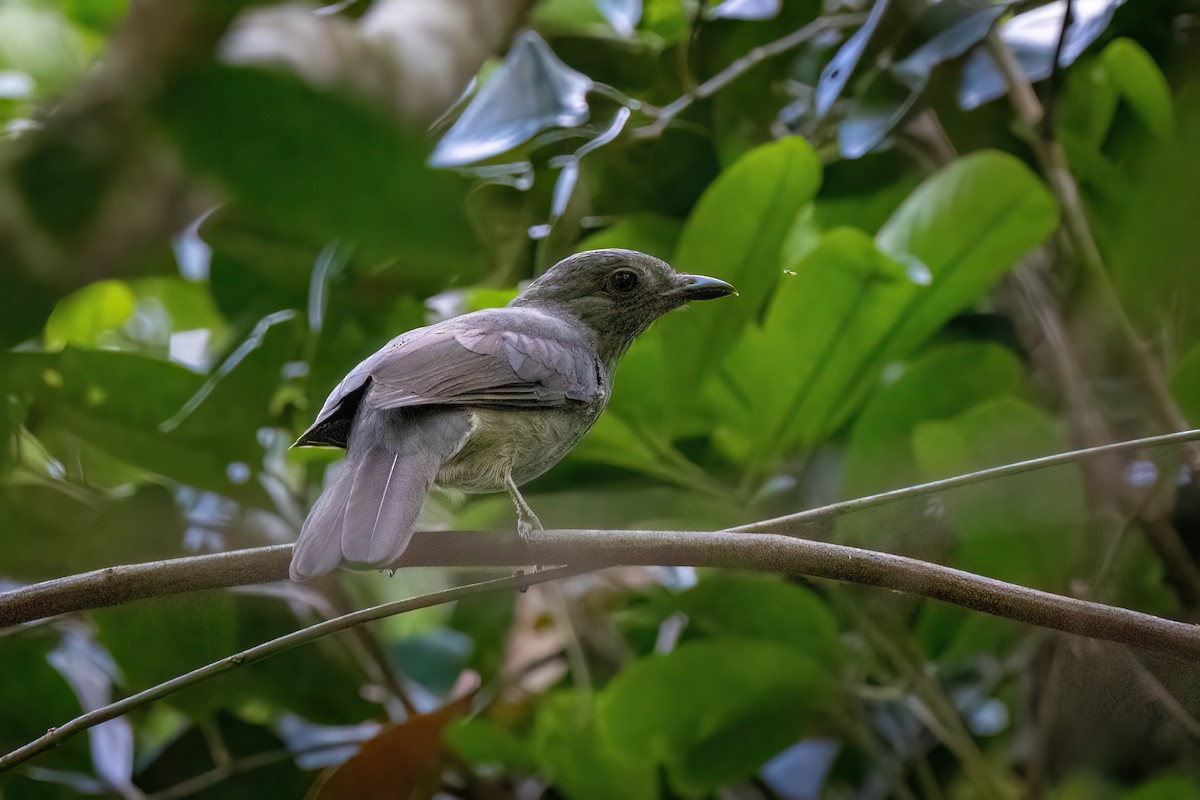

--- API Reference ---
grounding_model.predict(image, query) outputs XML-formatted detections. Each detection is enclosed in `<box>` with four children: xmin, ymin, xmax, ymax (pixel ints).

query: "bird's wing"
<box><xmin>365</xmin><ymin>310</ymin><xmax>601</xmax><ymax>409</ymax></box>
<box><xmin>295</xmin><ymin>310</ymin><xmax>600</xmax><ymax>447</ymax></box>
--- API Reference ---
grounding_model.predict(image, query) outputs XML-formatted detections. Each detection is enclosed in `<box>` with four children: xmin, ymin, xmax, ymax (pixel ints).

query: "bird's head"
<box><xmin>510</xmin><ymin>249</ymin><xmax>735</xmax><ymax>360</ymax></box>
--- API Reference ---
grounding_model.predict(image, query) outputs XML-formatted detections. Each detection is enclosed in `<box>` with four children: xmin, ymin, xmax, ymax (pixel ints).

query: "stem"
<box><xmin>636</xmin><ymin>14</ymin><xmax>867</xmax><ymax>138</ymax></box>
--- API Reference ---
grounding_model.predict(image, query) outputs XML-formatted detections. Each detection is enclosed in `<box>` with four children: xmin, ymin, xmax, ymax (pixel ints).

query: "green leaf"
<box><xmin>133</xmin><ymin>277</ymin><xmax>224</xmax><ymax>332</ymax></box>
<box><xmin>447</xmin><ymin>717</ymin><xmax>536</xmax><ymax>772</ymax></box>
<box><xmin>0</xmin><ymin>484</ymin><xmax>185</xmax><ymax>581</ymax></box>
<box><xmin>94</xmin><ymin>592</ymin><xmax>239</xmax><ymax>718</ymax></box>
<box><xmin>533</xmin><ymin>691</ymin><xmax>659</xmax><ymax>800</ymax></box>
<box><xmin>597</xmin><ymin>640</ymin><xmax>833</xmax><ymax>791</ymax></box>
<box><xmin>1102</xmin><ymin>39</ymin><xmax>1174</xmax><ymax>140</ymax></box>
<box><xmin>1172</xmin><ymin>342</ymin><xmax>1200</xmax><ymax>424</ymax></box>
<box><xmin>660</xmin><ymin>137</ymin><xmax>822</xmax><ymax>396</ymax></box>
<box><xmin>4</xmin><ymin>327</ymin><xmax>296</xmax><ymax>503</ymax></box>
<box><xmin>0</xmin><ymin>630</ymin><xmax>90</xmax><ymax>758</ymax></box>
<box><xmin>712</xmin><ymin>227</ymin><xmax>916</xmax><ymax>463</ymax></box>
<box><xmin>843</xmin><ymin>342</ymin><xmax>1025</xmax><ymax>498</ymax></box>
<box><xmin>151</xmin><ymin>65</ymin><xmax>483</xmax><ymax>286</ymax></box>
<box><xmin>673</xmin><ymin>573</ymin><xmax>840</xmax><ymax>658</ymax></box>
<box><xmin>911</xmin><ymin>397</ymin><xmax>1085</xmax><ymax>589</ymax></box>
<box><xmin>44</xmin><ymin>279</ymin><xmax>136</xmax><ymax>349</ymax></box>
<box><xmin>874</xmin><ymin>151</ymin><xmax>1058</xmax><ymax>361</ymax></box>
<box><xmin>1120</xmin><ymin>776</ymin><xmax>1200</xmax><ymax>800</ymax></box>
<box><xmin>0</xmin><ymin>5</ymin><xmax>90</xmax><ymax>95</ymax></box>
<box><xmin>717</xmin><ymin>153</ymin><xmax>1055</xmax><ymax>467</ymax></box>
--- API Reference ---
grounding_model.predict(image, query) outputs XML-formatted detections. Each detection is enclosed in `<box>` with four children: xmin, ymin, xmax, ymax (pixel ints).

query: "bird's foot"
<box><xmin>514</xmin><ymin>511</ymin><xmax>545</xmax><ymax>590</ymax></box>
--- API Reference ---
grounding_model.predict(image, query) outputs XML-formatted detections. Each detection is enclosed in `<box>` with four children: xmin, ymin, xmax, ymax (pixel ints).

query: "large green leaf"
<box><xmin>4</xmin><ymin>322</ymin><xmax>297</xmax><ymax>503</ymax></box>
<box><xmin>533</xmin><ymin>690</ymin><xmax>659</xmax><ymax>800</ymax></box>
<box><xmin>1102</xmin><ymin>39</ymin><xmax>1174</xmax><ymax>141</ymax></box>
<box><xmin>660</xmin><ymin>137</ymin><xmax>822</xmax><ymax>396</ymax></box>
<box><xmin>94</xmin><ymin>592</ymin><xmax>239</xmax><ymax>719</ymax></box>
<box><xmin>597</xmin><ymin>640</ymin><xmax>833</xmax><ymax>791</ymax></box>
<box><xmin>873</xmin><ymin>151</ymin><xmax>1058</xmax><ymax>361</ymax></box>
<box><xmin>842</xmin><ymin>342</ymin><xmax>1026</xmax><ymax>498</ymax></box>
<box><xmin>713</xmin><ymin>227</ymin><xmax>913</xmax><ymax>463</ymax></box>
<box><xmin>575</xmin><ymin>214</ymin><xmax>683</xmax><ymax>262</ymax></box>
<box><xmin>715</xmin><ymin>153</ymin><xmax>1055</xmax><ymax>469</ymax></box>
<box><xmin>44</xmin><ymin>279</ymin><xmax>136</xmax><ymax>349</ymax></box>
<box><xmin>0</xmin><ymin>484</ymin><xmax>185</xmax><ymax>581</ymax></box>
<box><xmin>151</xmin><ymin>65</ymin><xmax>483</xmax><ymax>288</ymax></box>
<box><xmin>911</xmin><ymin>397</ymin><xmax>1085</xmax><ymax>589</ymax></box>
<box><xmin>673</xmin><ymin>573</ymin><xmax>840</xmax><ymax>659</ymax></box>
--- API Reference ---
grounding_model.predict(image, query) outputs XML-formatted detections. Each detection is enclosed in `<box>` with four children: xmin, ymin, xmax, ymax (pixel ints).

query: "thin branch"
<box><xmin>1043</xmin><ymin>0</ymin><xmax>1074</xmax><ymax>139</ymax></box>
<box><xmin>739</xmin><ymin>428</ymin><xmax>1200</xmax><ymax>538</ymax></box>
<box><xmin>636</xmin><ymin>14</ymin><xmax>867</xmax><ymax>139</ymax></box>
<box><xmin>5</xmin><ymin>431</ymin><xmax>1200</xmax><ymax>630</ymax></box>
<box><xmin>0</xmin><ymin>567</ymin><xmax>586</xmax><ymax>772</ymax></box>
<box><xmin>145</xmin><ymin>748</ymin><xmax>293</xmax><ymax>800</ymax></box>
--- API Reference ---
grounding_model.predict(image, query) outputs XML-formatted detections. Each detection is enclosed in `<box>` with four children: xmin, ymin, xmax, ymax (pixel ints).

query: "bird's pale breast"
<box><xmin>435</xmin><ymin>399</ymin><xmax>606</xmax><ymax>492</ymax></box>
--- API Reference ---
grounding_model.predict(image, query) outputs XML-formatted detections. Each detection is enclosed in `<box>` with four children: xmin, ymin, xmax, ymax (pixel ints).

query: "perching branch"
<box><xmin>6</xmin><ymin>529</ymin><xmax>1200</xmax><ymax>772</ymax></box>
<box><xmin>5</xmin><ymin>430</ymin><xmax>1200</xmax><ymax>625</ymax></box>
<box><xmin>5</xmin><ymin>432</ymin><xmax>1200</xmax><ymax>773</ymax></box>
<box><xmin>0</xmin><ymin>567</ymin><xmax>585</xmax><ymax>772</ymax></box>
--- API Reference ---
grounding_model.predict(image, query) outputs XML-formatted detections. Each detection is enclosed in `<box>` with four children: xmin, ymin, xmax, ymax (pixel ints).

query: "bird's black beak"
<box><xmin>675</xmin><ymin>274</ymin><xmax>737</xmax><ymax>301</ymax></box>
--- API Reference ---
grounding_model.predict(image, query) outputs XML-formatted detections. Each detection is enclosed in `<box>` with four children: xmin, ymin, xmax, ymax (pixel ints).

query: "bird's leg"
<box><xmin>503</xmin><ymin>472</ymin><xmax>543</xmax><ymax>576</ymax></box>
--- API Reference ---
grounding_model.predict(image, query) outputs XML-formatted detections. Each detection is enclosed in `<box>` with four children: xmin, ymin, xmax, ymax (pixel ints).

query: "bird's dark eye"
<box><xmin>609</xmin><ymin>268</ymin><xmax>639</xmax><ymax>293</ymax></box>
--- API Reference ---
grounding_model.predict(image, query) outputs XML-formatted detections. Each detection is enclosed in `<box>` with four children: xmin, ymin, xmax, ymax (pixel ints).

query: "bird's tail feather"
<box><xmin>290</xmin><ymin>409</ymin><xmax>469</xmax><ymax>582</ymax></box>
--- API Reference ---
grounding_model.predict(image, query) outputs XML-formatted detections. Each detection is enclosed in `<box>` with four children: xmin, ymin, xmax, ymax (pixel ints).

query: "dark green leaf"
<box><xmin>597</xmin><ymin>640</ymin><xmax>833</xmax><ymax>790</ymax></box>
<box><xmin>535</xmin><ymin>690</ymin><xmax>659</xmax><ymax>800</ymax></box>
<box><xmin>842</xmin><ymin>342</ymin><xmax>1025</xmax><ymax>498</ymax></box>
<box><xmin>152</xmin><ymin>65</ymin><xmax>482</xmax><ymax>285</ymax></box>
<box><xmin>674</xmin><ymin>573</ymin><xmax>840</xmax><ymax>658</ymax></box>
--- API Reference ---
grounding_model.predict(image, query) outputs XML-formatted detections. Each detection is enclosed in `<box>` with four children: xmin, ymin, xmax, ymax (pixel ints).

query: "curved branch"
<box><xmin>5</xmin><ymin>527</ymin><xmax>1200</xmax><ymax>654</ymax></box>
<box><xmin>6</xmin><ymin>429</ymin><xmax>1199</xmax><ymax>629</ymax></box>
<box><xmin>4</xmin><ymin>526</ymin><xmax>1200</xmax><ymax>771</ymax></box>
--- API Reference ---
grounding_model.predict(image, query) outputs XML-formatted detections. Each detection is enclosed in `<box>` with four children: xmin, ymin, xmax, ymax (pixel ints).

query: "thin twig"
<box><xmin>0</xmin><ymin>567</ymin><xmax>585</xmax><ymax>772</ymax></box>
<box><xmin>739</xmin><ymin>428</ymin><xmax>1200</xmax><ymax>539</ymax></box>
<box><xmin>1043</xmin><ymin>0</ymin><xmax>1074</xmax><ymax>139</ymax></box>
<box><xmin>636</xmin><ymin>14</ymin><xmax>867</xmax><ymax>138</ymax></box>
<box><xmin>145</xmin><ymin>748</ymin><xmax>293</xmax><ymax>800</ymax></box>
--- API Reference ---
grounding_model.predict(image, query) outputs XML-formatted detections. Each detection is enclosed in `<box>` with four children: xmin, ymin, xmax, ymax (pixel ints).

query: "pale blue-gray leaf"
<box><xmin>958</xmin><ymin>0</ymin><xmax>1125</xmax><ymax>110</ymax></box>
<box><xmin>597</xmin><ymin>0</ymin><xmax>642</xmax><ymax>36</ymax></box>
<box><xmin>430</xmin><ymin>30</ymin><xmax>592</xmax><ymax>167</ymax></box>
<box><xmin>815</xmin><ymin>0</ymin><xmax>889</xmax><ymax>118</ymax></box>
<box><xmin>706</xmin><ymin>0</ymin><xmax>782</xmax><ymax>21</ymax></box>
<box><xmin>891</xmin><ymin>3</ymin><xmax>1010</xmax><ymax>90</ymax></box>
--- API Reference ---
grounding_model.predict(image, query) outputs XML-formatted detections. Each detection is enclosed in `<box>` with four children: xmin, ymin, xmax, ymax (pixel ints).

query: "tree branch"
<box><xmin>5</xmin><ymin>431</ymin><xmax>1200</xmax><ymax>625</ymax></box>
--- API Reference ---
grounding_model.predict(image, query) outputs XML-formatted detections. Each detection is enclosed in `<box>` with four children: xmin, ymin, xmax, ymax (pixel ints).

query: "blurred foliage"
<box><xmin>3</xmin><ymin>0</ymin><xmax>1200</xmax><ymax>797</ymax></box>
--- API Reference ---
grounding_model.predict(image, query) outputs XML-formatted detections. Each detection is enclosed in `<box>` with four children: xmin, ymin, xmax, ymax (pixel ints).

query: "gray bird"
<box><xmin>289</xmin><ymin>248</ymin><xmax>735</xmax><ymax>581</ymax></box>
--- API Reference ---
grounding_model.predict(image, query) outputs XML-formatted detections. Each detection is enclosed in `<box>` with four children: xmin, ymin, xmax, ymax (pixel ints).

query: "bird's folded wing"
<box><xmin>364</xmin><ymin>325</ymin><xmax>599</xmax><ymax>409</ymax></box>
<box><xmin>300</xmin><ymin>311</ymin><xmax>601</xmax><ymax>446</ymax></box>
